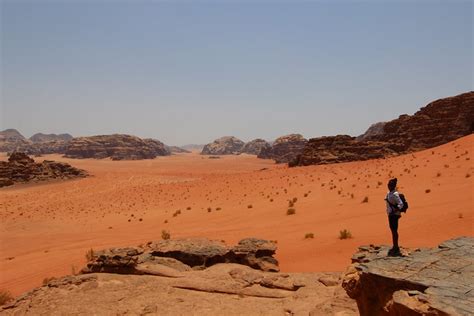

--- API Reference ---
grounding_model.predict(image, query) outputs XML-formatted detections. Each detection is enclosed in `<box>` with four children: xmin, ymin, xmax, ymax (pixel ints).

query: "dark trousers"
<box><xmin>388</xmin><ymin>215</ymin><xmax>400</xmax><ymax>249</ymax></box>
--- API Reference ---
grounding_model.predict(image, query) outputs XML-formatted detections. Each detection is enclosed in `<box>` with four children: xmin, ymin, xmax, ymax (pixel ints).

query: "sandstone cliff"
<box><xmin>294</xmin><ymin>91</ymin><xmax>474</xmax><ymax>166</ymax></box>
<box><xmin>342</xmin><ymin>237</ymin><xmax>473</xmax><ymax>316</ymax></box>
<box><xmin>241</xmin><ymin>138</ymin><xmax>271</xmax><ymax>155</ymax></box>
<box><xmin>64</xmin><ymin>134</ymin><xmax>169</xmax><ymax>160</ymax></box>
<box><xmin>258</xmin><ymin>134</ymin><xmax>307</xmax><ymax>163</ymax></box>
<box><xmin>0</xmin><ymin>152</ymin><xmax>87</xmax><ymax>188</ymax></box>
<box><xmin>0</xmin><ymin>129</ymin><xmax>31</xmax><ymax>153</ymax></box>
<box><xmin>29</xmin><ymin>133</ymin><xmax>73</xmax><ymax>143</ymax></box>
<box><xmin>201</xmin><ymin>136</ymin><xmax>245</xmax><ymax>155</ymax></box>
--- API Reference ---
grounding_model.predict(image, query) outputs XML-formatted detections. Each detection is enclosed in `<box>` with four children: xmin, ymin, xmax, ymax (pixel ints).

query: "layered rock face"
<box><xmin>0</xmin><ymin>129</ymin><xmax>31</xmax><ymax>153</ymax></box>
<box><xmin>82</xmin><ymin>238</ymin><xmax>279</xmax><ymax>274</ymax></box>
<box><xmin>258</xmin><ymin>134</ymin><xmax>308</xmax><ymax>163</ymax></box>
<box><xmin>0</xmin><ymin>152</ymin><xmax>87</xmax><ymax>188</ymax></box>
<box><xmin>64</xmin><ymin>134</ymin><xmax>170</xmax><ymax>160</ymax></box>
<box><xmin>342</xmin><ymin>237</ymin><xmax>473</xmax><ymax>316</ymax></box>
<box><xmin>201</xmin><ymin>136</ymin><xmax>245</xmax><ymax>155</ymax></box>
<box><xmin>294</xmin><ymin>135</ymin><xmax>396</xmax><ymax>166</ymax></box>
<box><xmin>294</xmin><ymin>91</ymin><xmax>474</xmax><ymax>166</ymax></box>
<box><xmin>2</xmin><ymin>238</ymin><xmax>357</xmax><ymax>315</ymax></box>
<box><xmin>29</xmin><ymin>133</ymin><xmax>73</xmax><ymax>143</ymax></box>
<box><xmin>166</xmin><ymin>145</ymin><xmax>190</xmax><ymax>154</ymax></box>
<box><xmin>241</xmin><ymin>138</ymin><xmax>271</xmax><ymax>155</ymax></box>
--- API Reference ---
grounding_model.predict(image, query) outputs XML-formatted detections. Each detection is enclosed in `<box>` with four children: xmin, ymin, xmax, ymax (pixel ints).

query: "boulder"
<box><xmin>64</xmin><ymin>134</ymin><xmax>169</xmax><ymax>160</ymax></box>
<box><xmin>342</xmin><ymin>237</ymin><xmax>474</xmax><ymax>316</ymax></box>
<box><xmin>201</xmin><ymin>136</ymin><xmax>245</xmax><ymax>155</ymax></box>
<box><xmin>258</xmin><ymin>134</ymin><xmax>307</xmax><ymax>163</ymax></box>
<box><xmin>241</xmin><ymin>139</ymin><xmax>271</xmax><ymax>155</ymax></box>
<box><xmin>0</xmin><ymin>153</ymin><xmax>87</xmax><ymax>188</ymax></box>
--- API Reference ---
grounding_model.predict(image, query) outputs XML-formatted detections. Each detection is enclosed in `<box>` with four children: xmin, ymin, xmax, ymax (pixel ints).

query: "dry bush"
<box><xmin>216</xmin><ymin>207</ymin><xmax>221</xmax><ymax>211</ymax></box>
<box><xmin>339</xmin><ymin>229</ymin><xmax>353</xmax><ymax>240</ymax></box>
<box><xmin>186</xmin><ymin>206</ymin><xmax>191</xmax><ymax>210</ymax></box>
<box><xmin>286</xmin><ymin>208</ymin><xmax>296</xmax><ymax>215</ymax></box>
<box><xmin>85</xmin><ymin>248</ymin><xmax>95</xmax><ymax>261</ymax></box>
<box><xmin>0</xmin><ymin>289</ymin><xmax>13</xmax><ymax>306</ymax></box>
<box><xmin>458</xmin><ymin>213</ymin><xmax>463</xmax><ymax>219</ymax></box>
<box><xmin>247</xmin><ymin>204</ymin><xmax>253</xmax><ymax>209</ymax></box>
<box><xmin>304</xmin><ymin>233</ymin><xmax>314</xmax><ymax>239</ymax></box>
<box><xmin>425</xmin><ymin>189</ymin><xmax>431</xmax><ymax>193</ymax></box>
<box><xmin>161</xmin><ymin>230</ymin><xmax>171</xmax><ymax>240</ymax></box>
<box><xmin>466</xmin><ymin>173</ymin><xmax>471</xmax><ymax>178</ymax></box>
<box><xmin>361</xmin><ymin>196</ymin><xmax>369</xmax><ymax>203</ymax></box>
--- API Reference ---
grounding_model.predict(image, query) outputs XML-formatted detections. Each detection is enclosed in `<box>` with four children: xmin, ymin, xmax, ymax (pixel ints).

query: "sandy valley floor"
<box><xmin>1</xmin><ymin>135</ymin><xmax>473</xmax><ymax>296</ymax></box>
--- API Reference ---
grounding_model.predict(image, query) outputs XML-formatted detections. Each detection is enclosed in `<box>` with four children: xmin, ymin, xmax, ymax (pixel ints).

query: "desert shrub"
<box><xmin>85</xmin><ymin>248</ymin><xmax>95</xmax><ymax>261</ymax></box>
<box><xmin>466</xmin><ymin>173</ymin><xmax>471</xmax><ymax>178</ymax></box>
<box><xmin>288</xmin><ymin>200</ymin><xmax>294</xmax><ymax>207</ymax></box>
<box><xmin>161</xmin><ymin>230</ymin><xmax>171</xmax><ymax>240</ymax></box>
<box><xmin>42</xmin><ymin>277</ymin><xmax>56</xmax><ymax>285</ymax></box>
<box><xmin>458</xmin><ymin>213</ymin><xmax>463</xmax><ymax>219</ymax></box>
<box><xmin>207</xmin><ymin>207</ymin><xmax>212</xmax><ymax>212</ymax></box>
<box><xmin>377</xmin><ymin>181</ymin><xmax>382</xmax><ymax>186</ymax></box>
<box><xmin>286</xmin><ymin>208</ymin><xmax>296</xmax><ymax>215</ymax></box>
<box><xmin>304</xmin><ymin>233</ymin><xmax>314</xmax><ymax>239</ymax></box>
<box><xmin>172</xmin><ymin>210</ymin><xmax>181</xmax><ymax>217</ymax></box>
<box><xmin>339</xmin><ymin>229</ymin><xmax>352</xmax><ymax>240</ymax></box>
<box><xmin>269</xmin><ymin>198</ymin><xmax>274</xmax><ymax>202</ymax></box>
<box><xmin>425</xmin><ymin>189</ymin><xmax>431</xmax><ymax>193</ymax></box>
<box><xmin>247</xmin><ymin>204</ymin><xmax>253</xmax><ymax>209</ymax></box>
<box><xmin>361</xmin><ymin>196</ymin><xmax>369</xmax><ymax>203</ymax></box>
<box><xmin>216</xmin><ymin>207</ymin><xmax>221</xmax><ymax>211</ymax></box>
<box><xmin>304</xmin><ymin>193</ymin><xmax>308</xmax><ymax>197</ymax></box>
<box><xmin>186</xmin><ymin>206</ymin><xmax>191</xmax><ymax>210</ymax></box>
<box><xmin>436</xmin><ymin>172</ymin><xmax>441</xmax><ymax>177</ymax></box>
<box><xmin>0</xmin><ymin>289</ymin><xmax>13</xmax><ymax>306</ymax></box>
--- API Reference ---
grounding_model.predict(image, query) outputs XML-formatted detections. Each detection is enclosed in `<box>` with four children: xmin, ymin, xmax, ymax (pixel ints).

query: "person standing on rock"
<box><xmin>385</xmin><ymin>178</ymin><xmax>403</xmax><ymax>256</ymax></box>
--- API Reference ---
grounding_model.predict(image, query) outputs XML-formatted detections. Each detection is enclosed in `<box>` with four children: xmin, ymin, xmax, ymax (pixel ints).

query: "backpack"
<box><xmin>387</xmin><ymin>192</ymin><xmax>409</xmax><ymax>213</ymax></box>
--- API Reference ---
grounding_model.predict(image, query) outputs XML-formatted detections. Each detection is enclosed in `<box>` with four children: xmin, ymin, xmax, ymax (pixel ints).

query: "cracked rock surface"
<box><xmin>342</xmin><ymin>237</ymin><xmax>474</xmax><ymax>316</ymax></box>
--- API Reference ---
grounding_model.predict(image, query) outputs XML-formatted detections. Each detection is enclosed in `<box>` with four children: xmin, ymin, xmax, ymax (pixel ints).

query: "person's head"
<box><xmin>388</xmin><ymin>178</ymin><xmax>397</xmax><ymax>191</ymax></box>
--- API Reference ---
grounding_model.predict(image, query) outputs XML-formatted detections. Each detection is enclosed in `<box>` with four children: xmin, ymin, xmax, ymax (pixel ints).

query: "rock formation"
<box><xmin>356</xmin><ymin>122</ymin><xmax>386</xmax><ymax>141</ymax></box>
<box><xmin>241</xmin><ymin>138</ymin><xmax>271</xmax><ymax>155</ymax></box>
<box><xmin>294</xmin><ymin>91</ymin><xmax>474</xmax><ymax>166</ymax></box>
<box><xmin>0</xmin><ymin>152</ymin><xmax>87</xmax><ymax>188</ymax></box>
<box><xmin>201</xmin><ymin>136</ymin><xmax>245</xmax><ymax>155</ymax></box>
<box><xmin>293</xmin><ymin>135</ymin><xmax>396</xmax><ymax>166</ymax></box>
<box><xmin>64</xmin><ymin>134</ymin><xmax>170</xmax><ymax>160</ymax></box>
<box><xmin>29</xmin><ymin>133</ymin><xmax>73</xmax><ymax>143</ymax></box>
<box><xmin>0</xmin><ymin>129</ymin><xmax>31</xmax><ymax>153</ymax></box>
<box><xmin>165</xmin><ymin>145</ymin><xmax>191</xmax><ymax>154</ymax></box>
<box><xmin>2</xmin><ymin>238</ymin><xmax>357</xmax><ymax>315</ymax></box>
<box><xmin>82</xmin><ymin>238</ymin><xmax>279</xmax><ymax>274</ymax></box>
<box><xmin>258</xmin><ymin>134</ymin><xmax>308</xmax><ymax>163</ymax></box>
<box><xmin>342</xmin><ymin>237</ymin><xmax>473</xmax><ymax>316</ymax></box>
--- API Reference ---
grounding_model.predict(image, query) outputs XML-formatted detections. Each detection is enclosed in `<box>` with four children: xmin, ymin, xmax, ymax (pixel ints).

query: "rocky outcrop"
<box><xmin>293</xmin><ymin>135</ymin><xmax>396</xmax><ymax>166</ymax></box>
<box><xmin>0</xmin><ymin>129</ymin><xmax>31</xmax><ymax>153</ymax></box>
<box><xmin>367</xmin><ymin>91</ymin><xmax>474</xmax><ymax>151</ymax></box>
<box><xmin>27</xmin><ymin>141</ymin><xmax>71</xmax><ymax>155</ymax></box>
<box><xmin>201</xmin><ymin>136</ymin><xmax>245</xmax><ymax>155</ymax></box>
<box><xmin>258</xmin><ymin>134</ymin><xmax>307</xmax><ymax>163</ymax></box>
<box><xmin>294</xmin><ymin>91</ymin><xmax>474</xmax><ymax>166</ymax></box>
<box><xmin>0</xmin><ymin>152</ymin><xmax>87</xmax><ymax>188</ymax></box>
<box><xmin>64</xmin><ymin>134</ymin><xmax>170</xmax><ymax>160</ymax></box>
<box><xmin>165</xmin><ymin>145</ymin><xmax>191</xmax><ymax>154</ymax></box>
<box><xmin>241</xmin><ymin>139</ymin><xmax>271</xmax><ymax>155</ymax></box>
<box><xmin>2</xmin><ymin>238</ymin><xmax>357</xmax><ymax>315</ymax></box>
<box><xmin>356</xmin><ymin>122</ymin><xmax>386</xmax><ymax>141</ymax></box>
<box><xmin>82</xmin><ymin>238</ymin><xmax>279</xmax><ymax>274</ymax></box>
<box><xmin>342</xmin><ymin>237</ymin><xmax>474</xmax><ymax>316</ymax></box>
<box><xmin>29</xmin><ymin>133</ymin><xmax>73</xmax><ymax>143</ymax></box>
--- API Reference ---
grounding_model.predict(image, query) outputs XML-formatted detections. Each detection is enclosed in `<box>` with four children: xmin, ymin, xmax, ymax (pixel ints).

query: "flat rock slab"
<box><xmin>342</xmin><ymin>236</ymin><xmax>474</xmax><ymax>316</ymax></box>
<box><xmin>2</xmin><ymin>264</ymin><xmax>357</xmax><ymax>315</ymax></box>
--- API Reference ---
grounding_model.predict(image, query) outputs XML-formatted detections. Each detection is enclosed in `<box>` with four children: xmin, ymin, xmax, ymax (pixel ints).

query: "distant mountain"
<box><xmin>30</xmin><ymin>133</ymin><xmax>73</xmax><ymax>143</ymax></box>
<box><xmin>201</xmin><ymin>136</ymin><xmax>245</xmax><ymax>155</ymax></box>
<box><xmin>0</xmin><ymin>129</ymin><xmax>31</xmax><ymax>152</ymax></box>
<box><xmin>165</xmin><ymin>145</ymin><xmax>191</xmax><ymax>154</ymax></box>
<box><xmin>180</xmin><ymin>144</ymin><xmax>205</xmax><ymax>152</ymax></box>
<box><xmin>258</xmin><ymin>134</ymin><xmax>307</xmax><ymax>163</ymax></box>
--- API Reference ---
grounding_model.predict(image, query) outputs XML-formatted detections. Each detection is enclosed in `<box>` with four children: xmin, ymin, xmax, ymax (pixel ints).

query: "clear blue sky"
<box><xmin>1</xmin><ymin>1</ymin><xmax>472</xmax><ymax>145</ymax></box>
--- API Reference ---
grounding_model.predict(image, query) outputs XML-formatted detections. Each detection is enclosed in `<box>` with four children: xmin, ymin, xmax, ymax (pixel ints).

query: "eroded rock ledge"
<box><xmin>1</xmin><ymin>238</ymin><xmax>358</xmax><ymax>315</ymax></box>
<box><xmin>342</xmin><ymin>237</ymin><xmax>474</xmax><ymax>316</ymax></box>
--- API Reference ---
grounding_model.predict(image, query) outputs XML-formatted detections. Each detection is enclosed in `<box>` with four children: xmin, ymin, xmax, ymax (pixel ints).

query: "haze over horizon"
<box><xmin>1</xmin><ymin>1</ymin><xmax>472</xmax><ymax>145</ymax></box>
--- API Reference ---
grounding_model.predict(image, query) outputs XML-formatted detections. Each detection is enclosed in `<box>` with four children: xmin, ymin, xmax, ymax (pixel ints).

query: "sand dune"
<box><xmin>1</xmin><ymin>135</ymin><xmax>473</xmax><ymax>296</ymax></box>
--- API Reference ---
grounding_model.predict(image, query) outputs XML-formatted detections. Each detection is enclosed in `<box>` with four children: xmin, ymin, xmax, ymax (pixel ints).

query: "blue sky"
<box><xmin>1</xmin><ymin>1</ymin><xmax>472</xmax><ymax>145</ymax></box>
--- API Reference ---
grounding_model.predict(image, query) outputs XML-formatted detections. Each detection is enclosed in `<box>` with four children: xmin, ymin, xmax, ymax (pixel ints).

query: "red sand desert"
<box><xmin>1</xmin><ymin>135</ymin><xmax>473</xmax><ymax>296</ymax></box>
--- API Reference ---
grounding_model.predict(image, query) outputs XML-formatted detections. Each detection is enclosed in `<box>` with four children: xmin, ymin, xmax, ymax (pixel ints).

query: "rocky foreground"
<box><xmin>342</xmin><ymin>237</ymin><xmax>473</xmax><ymax>316</ymax></box>
<box><xmin>1</xmin><ymin>238</ymin><xmax>357</xmax><ymax>315</ymax></box>
<box><xmin>0</xmin><ymin>152</ymin><xmax>87</xmax><ymax>188</ymax></box>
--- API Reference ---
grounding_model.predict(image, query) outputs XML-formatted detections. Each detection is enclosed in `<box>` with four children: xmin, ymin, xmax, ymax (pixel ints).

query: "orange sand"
<box><xmin>1</xmin><ymin>135</ymin><xmax>473</xmax><ymax>296</ymax></box>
